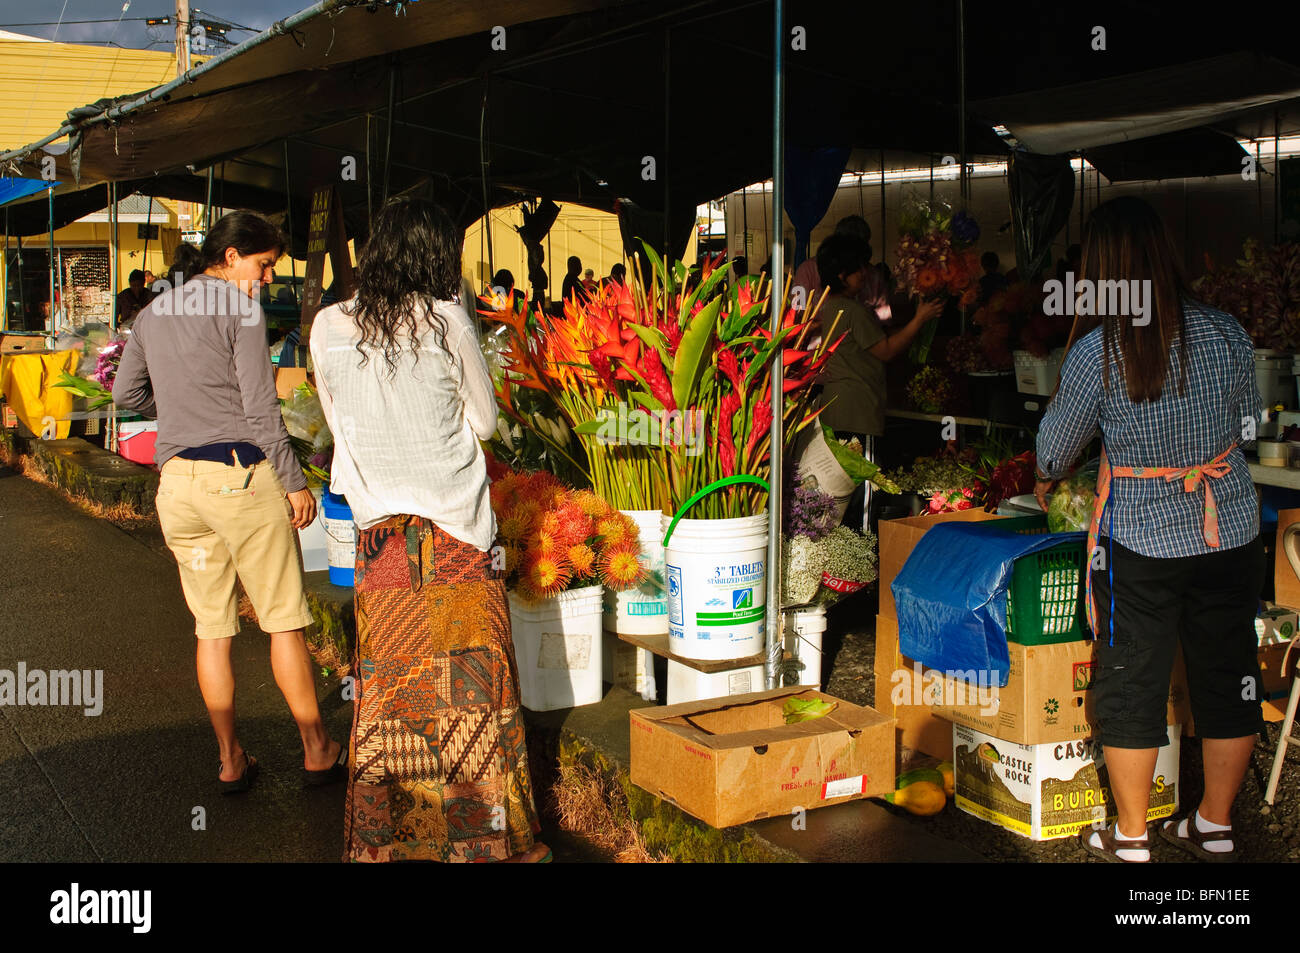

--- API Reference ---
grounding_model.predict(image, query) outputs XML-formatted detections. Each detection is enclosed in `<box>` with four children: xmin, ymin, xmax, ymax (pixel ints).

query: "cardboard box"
<box><xmin>1275</xmin><ymin>509</ymin><xmax>1300</xmax><ymax>611</ymax></box>
<box><xmin>919</xmin><ymin>639</ymin><xmax>1190</xmax><ymax>745</ymax></box>
<box><xmin>953</xmin><ymin>722</ymin><xmax>1180</xmax><ymax>840</ymax></box>
<box><xmin>1257</xmin><ymin>608</ymin><xmax>1298</xmax><ymax>646</ymax></box>
<box><xmin>275</xmin><ymin>366</ymin><xmax>309</xmax><ymax>399</ymax></box>
<box><xmin>629</xmin><ymin>687</ymin><xmax>894</xmax><ymax>829</ymax></box>
<box><xmin>878</xmin><ymin>509</ymin><xmax>1013</xmax><ymax>621</ymax></box>
<box><xmin>1259</xmin><ymin>639</ymin><xmax>1297</xmax><ymax>697</ymax></box>
<box><xmin>874</xmin><ymin>664</ymin><xmax>955</xmax><ymax>769</ymax></box>
<box><xmin>874</xmin><ymin>614</ymin><xmax>903</xmax><ymax>673</ymax></box>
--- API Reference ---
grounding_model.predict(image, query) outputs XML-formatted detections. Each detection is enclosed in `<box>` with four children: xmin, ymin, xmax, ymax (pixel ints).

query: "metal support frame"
<box><xmin>957</xmin><ymin>0</ymin><xmax>967</xmax><ymax>203</ymax></box>
<box><xmin>764</xmin><ymin>0</ymin><xmax>785</xmax><ymax>690</ymax></box>
<box><xmin>46</xmin><ymin>187</ymin><xmax>54</xmax><ymax>342</ymax></box>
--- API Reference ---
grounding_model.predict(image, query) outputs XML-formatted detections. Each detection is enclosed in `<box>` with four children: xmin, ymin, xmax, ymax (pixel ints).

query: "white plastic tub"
<box><xmin>602</xmin><ymin>509</ymin><xmax>669</xmax><ymax>635</ymax></box>
<box><xmin>1013</xmin><ymin>348</ymin><xmax>1066</xmax><ymax>397</ymax></box>
<box><xmin>666</xmin><ymin>658</ymin><xmax>764</xmax><ymax>706</ymax></box>
<box><xmin>663</xmin><ymin>511</ymin><xmax>768</xmax><ymax>661</ymax></box>
<box><xmin>297</xmin><ymin>486</ymin><xmax>328</xmax><ymax>572</ymax></box>
<box><xmin>601</xmin><ymin>629</ymin><xmax>657</xmax><ymax>700</ymax></box>
<box><xmin>509</xmin><ymin>584</ymin><xmax>604</xmax><ymax>712</ymax></box>
<box><xmin>783</xmin><ymin>605</ymin><xmax>828</xmax><ymax>688</ymax></box>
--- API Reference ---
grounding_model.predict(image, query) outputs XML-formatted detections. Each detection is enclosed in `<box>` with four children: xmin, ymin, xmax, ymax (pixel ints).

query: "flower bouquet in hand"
<box><xmin>895</xmin><ymin>194</ymin><xmax>981</xmax><ymax>363</ymax></box>
<box><xmin>491</xmin><ymin>469</ymin><xmax>647</xmax><ymax>605</ymax></box>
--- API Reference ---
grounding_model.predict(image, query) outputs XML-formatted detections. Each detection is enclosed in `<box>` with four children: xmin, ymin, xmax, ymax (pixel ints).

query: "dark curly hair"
<box><xmin>343</xmin><ymin>195</ymin><xmax>462</xmax><ymax>374</ymax></box>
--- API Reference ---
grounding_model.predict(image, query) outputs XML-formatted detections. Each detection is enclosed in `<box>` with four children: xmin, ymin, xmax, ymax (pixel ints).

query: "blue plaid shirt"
<box><xmin>1037</xmin><ymin>299</ymin><xmax>1261</xmax><ymax>558</ymax></box>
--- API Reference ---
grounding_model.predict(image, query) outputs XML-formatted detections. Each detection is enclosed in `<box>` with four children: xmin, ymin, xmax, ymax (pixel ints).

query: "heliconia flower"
<box><xmin>718</xmin><ymin>392</ymin><xmax>741</xmax><ymax>477</ymax></box>
<box><xmin>567</xmin><ymin>543</ymin><xmax>597</xmax><ymax>578</ymax></box>
<box><xmin>599</xmin><ymin>542</ymin><xmax>646</xmax><ymax>590</ymax></box>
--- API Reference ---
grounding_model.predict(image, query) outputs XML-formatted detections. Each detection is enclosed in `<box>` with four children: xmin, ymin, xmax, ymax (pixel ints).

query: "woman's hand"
<box><xmin>1034</xmin><ymin>477</ymin><xmax>1057</xmax><ymax>513</ymax></box>
<box><xmin>912</xmin><ymin>297</ymin><xmax>944</xmax><ymax>325</ymax></box>
<box><xmin>287</xmin><ymin>488</ymin><xmax>318</xmax><ymax>529</ymax></box>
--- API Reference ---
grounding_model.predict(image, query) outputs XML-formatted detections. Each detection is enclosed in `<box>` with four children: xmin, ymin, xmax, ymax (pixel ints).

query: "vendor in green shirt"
<box><xmin>816</xmin><ymin>234</ymin><xmax>942</xmax><ymax>529</ymax></box>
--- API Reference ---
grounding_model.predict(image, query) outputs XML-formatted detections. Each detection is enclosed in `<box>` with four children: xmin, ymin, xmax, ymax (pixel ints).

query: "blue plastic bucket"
<box><xmin>321</xmin><ymin>491</ymin><xmax>357</xmax><ymax>588</ymax></box>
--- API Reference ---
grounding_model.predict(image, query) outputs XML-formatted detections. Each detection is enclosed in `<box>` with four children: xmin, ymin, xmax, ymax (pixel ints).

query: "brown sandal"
<box><xmin>1079</xmin><ymin>822</ymin><xmax>1151</xmax><ymax>863</ymax></box>
<box><xmin>1159</xmin><ymin>813</ymin><xmax>1236</xmax><ymax>863</ymax></box>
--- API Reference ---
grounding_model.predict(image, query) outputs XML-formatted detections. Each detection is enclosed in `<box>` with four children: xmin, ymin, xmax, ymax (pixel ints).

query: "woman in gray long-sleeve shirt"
<box><xmin>113</xmin><ymin>211</ymin><xmax>345</xmax><ymax>794</ymax></box>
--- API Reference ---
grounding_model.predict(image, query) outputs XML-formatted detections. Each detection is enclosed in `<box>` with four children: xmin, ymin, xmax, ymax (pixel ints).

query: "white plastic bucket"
<box><xmin>321</xmin><ymin>491</ymin><xmax>357</xmax><ymax>587</ymax></box>
<box><xmin>602</xmin><ymin>509</ymin><xmax>669</xmax><ymax>635</ymax></box>
<box><xmin>783</xmin><ymin>605</ymin><xmax>828</xmax><ymax>688</ymax></box>
<box><xmin>509</xmin><ymin>584</ymin><xmax>604</xmax><ymax>711</ymax></box>
<box><xmin>666</xmin><ymin>658</ymin><xmax>764</xmax><ymax>706</ymax></box>
<box><xmin>602</xmin><ymin>630</ymin><xmax>657</xmax><ymax>700</ymax></box>
<box><xmin>663</xmin><ymin>511</ymin><xmax>767</xmax><ymax>661</ymax></box>
<box><xmin>297</xmin><ymin>486</ymin><xmax>328</xmax><ymax>572</ymax></box>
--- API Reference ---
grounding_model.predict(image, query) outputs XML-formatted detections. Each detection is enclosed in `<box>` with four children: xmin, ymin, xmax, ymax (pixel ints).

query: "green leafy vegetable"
<box><xmin>1046</xmin><ymin>463</ymin><xmax>1098</xmax><ymax>532</ymax></box>
<box><xmin>782</xmin><ymin>697</ymin><xmax>838</xmax><ymax>724</ymax></box>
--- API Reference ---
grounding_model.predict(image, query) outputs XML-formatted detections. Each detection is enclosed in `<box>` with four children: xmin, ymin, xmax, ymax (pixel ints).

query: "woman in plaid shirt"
<box><xmin>1036</xmin><ymin>197</ymin><xmax>1263</xmax><ymax>863</ymax></box>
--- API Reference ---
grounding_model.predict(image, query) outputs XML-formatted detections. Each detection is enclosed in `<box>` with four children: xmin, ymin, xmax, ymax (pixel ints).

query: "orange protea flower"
<box><xmin>503</xmin><ymin>542</ymin><xmax>524</xmax><ymax>575</ymax></box>
<box><xmin>529</xmin><ymin>527</ymin><xmax>560</xmax><ymax>557</ymax></box>
<box><xmin>915</xmin><ymin>266</ymin><xmax>943</xmax><ymax>296</ymax></box>
<box><xmin>522</xmin><ymin>552</ymin><xmax>573</xmax><ymax>602</ymax></box>
<box><xmin>498</xmin><ymin>508</ymin><xmax>533</xmax><ymax>545</ymax></box>
<box><xmin>538</xmin><ymin>510</ymin><xmax>563</xmax><ymax>538</ymax></box>
<box><xmin>571</xmin><ymin>489</ymin><xmax>610</xmax><ymax>520</ymax></box>
<box><xmin>599</xmin><ymin>542</ymin><xmax>646</xmax><ymax>590</ymax></box>
<box><xmin>567</xmin><ymin>543</ymin><xmax>597</xmax><ymax>579</ymax></box>
<box><xmin>595</xmin><ymin>513</ymin><xmax>635</xmax><ymax>547</ymax></box>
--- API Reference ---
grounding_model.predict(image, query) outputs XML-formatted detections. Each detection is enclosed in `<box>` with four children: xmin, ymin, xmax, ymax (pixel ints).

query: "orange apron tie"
<box><xmin>1084</xmin><ymin>444</ymin><xmax>1235</xmax><ymax>635</ymax></box>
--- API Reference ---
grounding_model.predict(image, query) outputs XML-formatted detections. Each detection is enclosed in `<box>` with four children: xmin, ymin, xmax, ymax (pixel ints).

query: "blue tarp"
<box><xmin>892</xmin><ymin>522</ymin><xmax>1086</xmax><ymax>686</ymax></box>
<box><xmin>0</xmin><ymin>177</ymin><xmax>53</xmax><ymax>209</ymax></box>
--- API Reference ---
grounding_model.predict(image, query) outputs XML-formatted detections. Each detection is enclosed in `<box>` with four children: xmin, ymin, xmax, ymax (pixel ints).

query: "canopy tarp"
<box><xmin>0</xmin><ymin>177</ymin><xmax>53</xmax><ymax>209</ymax></box>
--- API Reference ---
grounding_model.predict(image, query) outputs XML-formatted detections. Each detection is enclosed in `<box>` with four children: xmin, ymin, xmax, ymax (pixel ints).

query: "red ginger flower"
<box><xmin>718</xmin><ymin>393</ymin><xmax>741</xmax><ymax>477</ymax></box>
<box><xmin>746</xmin><ymin>398</ymin><xmax>773</xmax><ymax>457</ymax></box>
<box><xmin>642</xmin><ymin>347</ymin><xmax>676</xmax><ymax>411</ymax></box>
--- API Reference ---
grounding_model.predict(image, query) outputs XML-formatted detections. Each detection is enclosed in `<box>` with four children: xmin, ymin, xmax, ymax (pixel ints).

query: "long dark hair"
<box><xmin>166</xmin><ymin>242</ymin><xmax>203</xmax><ymax>284</ymax></box>
<box><xmin>200</xmin><ymin>211</ymin><xmax>285</xmax><ymax>270</ymax></box>
<box><xmin>344</xmin><ymin>196</ymin><xmax>461</xmax><ymax>374</ymax></box>
<box><xmin>1068</xmin><ymin>196</ymin><xmax>1188</xmax><ymax>403</ymax></box>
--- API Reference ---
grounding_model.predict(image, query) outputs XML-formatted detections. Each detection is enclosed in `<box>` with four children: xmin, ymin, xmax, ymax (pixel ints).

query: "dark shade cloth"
<box><xmin>344</xmin><ymin>514</ymin><xmax>541</xmax><ymax>862</ymax></box>
<box><xmin>785</xmin><ymin>146</ymin><xmax>851</xmax><ymax>266</ymax></box>
<box><xmin>1007</xmin><ymin>150</ymin><xmax>1076</xmax><ymax>284</ymax></box>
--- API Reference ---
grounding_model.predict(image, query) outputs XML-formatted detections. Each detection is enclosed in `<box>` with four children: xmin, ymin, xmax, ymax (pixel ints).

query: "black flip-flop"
<box><xmin>303</xmin><ymin>743</ymin><xmax>348</xmax><ymax>787</ymax></box>
<box><xmin>218</xmin><ymin>752</ymin><xmax>258</xmax><ymax>795</ymax></box>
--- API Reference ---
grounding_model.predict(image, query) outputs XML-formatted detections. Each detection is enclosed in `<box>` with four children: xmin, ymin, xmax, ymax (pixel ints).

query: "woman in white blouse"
<box><xmin>311</xmin><ymin>197</ymin><xmax>548</xmax><ymax>863</ymax></box>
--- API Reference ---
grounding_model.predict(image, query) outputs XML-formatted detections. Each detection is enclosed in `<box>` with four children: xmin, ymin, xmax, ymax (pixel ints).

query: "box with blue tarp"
<box><xmin>887</xmin><ymin>516</ymin><xmax>1188</xmax><ymax>744</ymax></box>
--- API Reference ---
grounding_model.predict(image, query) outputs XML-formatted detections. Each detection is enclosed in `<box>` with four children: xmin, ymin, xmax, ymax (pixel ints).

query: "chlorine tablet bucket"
<box><xmin>662</xmin><ymin>476</ymin><xmax>770</xmax><ymax>662</ymax></box>
<box><xmin>321</xmin><ymin>491</ymin><xmax>357</xmax><ymax>587</ymax></box>
<box><xmin>783</xmin><ymin>604</ymin><xmax>828</xmax><ymax>687</ymax></box>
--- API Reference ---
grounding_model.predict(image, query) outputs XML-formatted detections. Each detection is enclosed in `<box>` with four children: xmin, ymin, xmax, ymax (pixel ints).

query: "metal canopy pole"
<box><xmin>957</xmin><ymin>0</ymin><xmax>968</xmax><ymax>203</ymax></box>
<box><xmin>480</xmin><ymin>79</ymin><xmax>494</xmax><ymax>281</ymax></box>
<box><xmin>47</xmin><ymin>187</ymin><xmax>55</xmax><ymax>342</ymax></box>
<box><xmin>764</xmin><ymin>0</ymin><xmax>786</xmax><ymax>690</ymax></box>
<box><xmin>204</xmin><ymin>166</ymin><xmax>215</xmax><ymax>231</ymax></box>
<box><xmin>2</xmin><ymin>207</ymin><xmax>8</xmax><ymax>332</ymax></box>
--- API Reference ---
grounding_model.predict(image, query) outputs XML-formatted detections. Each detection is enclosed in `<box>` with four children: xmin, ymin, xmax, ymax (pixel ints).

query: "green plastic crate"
<box><xmin>977</xmin><ymin>514</ymin><xmax>1087</xmax><ymax>645</ymax></box>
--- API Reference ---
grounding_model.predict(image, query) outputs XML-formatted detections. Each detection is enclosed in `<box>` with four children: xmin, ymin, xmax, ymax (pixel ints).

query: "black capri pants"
<box><xmin>1090</xmin><ymin>533</ymin><xmax>1265</xmax><ymax>749</ymax></box>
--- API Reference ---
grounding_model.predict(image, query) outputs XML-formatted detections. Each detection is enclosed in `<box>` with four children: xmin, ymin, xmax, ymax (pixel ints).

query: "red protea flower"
<box><xmin>641</xmin><ymin>347</ymin><xmax>676</xmax><ymax>411</ymax></box>
<box><xmin>717</xmin><ymin>393</ymin><xmax>741</xmax><ymax>477</ymax></box>
<box><xmin>717</xmin><ymin>348</ymin><xmax>743</xmax><ymax>394</ymax></box>
<box><xmin>599</xmin><ymin>542</ymin><xmax>646</xmax><ymax>590</ymax></box>
<box><xmin>554</xmin><ymin>501</ymin><xmax>594</xmax><ymax>546</ymax></box>
<box><xmin>746</xmin><ymin>397</ymin><xmax>773</xmax><ymax>457</ymax></box>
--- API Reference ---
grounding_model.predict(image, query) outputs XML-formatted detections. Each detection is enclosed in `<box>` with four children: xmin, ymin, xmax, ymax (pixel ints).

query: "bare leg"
<box><xmin>1198</xmin><ymin>735</ymin><xmax>1255</xmax><ymax>826</ymax></box>
<box><xmin>269</xmin><ymin>629</ymin><xmax>340</xmax><ymax>771</ymax></box>
<box><xmin>505</xmin><ymin>842</ymin><xmax>551</xmax><ymax>863</ymax></box>
<box><xmin>196</xmin><ymin>636</ymin><xmax>247</xmax><ymax>781</ymax></box>
<box><xmin>1103</xmin><ymin>746</ymin><xmax>1158</xmax><ymax>838</ymax></box>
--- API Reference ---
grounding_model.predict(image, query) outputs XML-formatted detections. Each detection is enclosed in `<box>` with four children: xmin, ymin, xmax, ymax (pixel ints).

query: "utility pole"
<box><xmin>175</xmin><ymin>0</ymin><xmax>190</xmax><ymax>77</ymax></box>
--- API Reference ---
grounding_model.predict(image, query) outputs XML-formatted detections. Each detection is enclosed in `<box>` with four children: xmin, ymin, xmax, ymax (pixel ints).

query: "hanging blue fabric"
<box><xmin>784</xmin><ymin>146</ymin><xmax>851</xmax><ymax>266</ymax></box>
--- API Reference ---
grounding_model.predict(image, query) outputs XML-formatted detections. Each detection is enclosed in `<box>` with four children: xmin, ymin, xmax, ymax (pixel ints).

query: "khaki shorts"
<box><xmin>156</xmin><ymin>456</ymin><xmax>314</xmax><ymax>639</ymax></box>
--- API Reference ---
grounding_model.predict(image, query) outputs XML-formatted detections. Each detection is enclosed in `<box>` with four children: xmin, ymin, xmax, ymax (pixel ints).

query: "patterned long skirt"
<box><xmin>343</xmin><ymin>514</ymin><xmax>541</xmax><ymax>862</ymax></box>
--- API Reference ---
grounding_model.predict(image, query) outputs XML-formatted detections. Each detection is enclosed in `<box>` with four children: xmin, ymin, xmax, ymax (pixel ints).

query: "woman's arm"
<box><xmin>110</xmin><ymin>326</ymin><xmax>157</xmax><ymax>418</ymax></box>
<box><xmin>867</xmin><ymin>297</ymin><xmax>943</xmax><ymax>362</ymax></box>
<box><xmin>446</xmin><ymin>308</ymin><xmax>499</xmax><ymax>440</ymax></box>
<box><xmin>231</xmin><ymin>305</ymin><xmax>307</xmax><ymax>493</ymax></box>
<box><xmin>1036</xmin><ymin>340</ymin><xmax>1103</xmax><ymax>481</ymax></box>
